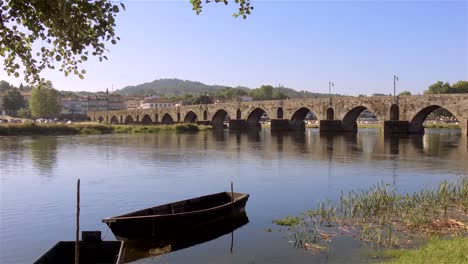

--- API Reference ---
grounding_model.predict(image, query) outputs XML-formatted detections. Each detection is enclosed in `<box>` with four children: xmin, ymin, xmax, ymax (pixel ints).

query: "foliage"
<box><xmin>1</xmin><ymin>1</ymin><xmax>253</xmax><ymax>84</ymax></box>
<box><xmin>451</xmin><ymin>80</ymin><xmax>468</xmax><ymax>93</ymax></box>
<box><xmin>0</xmin><ymin>80</ymin><xmax>12</xmax><ymax>92</ymax></box>
<box><xmin>424</xmin><ymin>80</ymin><xmax>468</xmax><ymax>94</ymax></box>
<box><xmin>398</xmin><ymin>91</ymin><xmax>411</xmax><ymax>96</ymax></box>
<box><xmin>272</xmin><ymin>179</ymin><xmax>468</xmax><ymax>252</ymax></box>
<box><xmin>29</xmin><ymin>83</ymin><xmax>62</xmax><ymax>118</ymax></box>
<box><xmin>379</xmin><ymin>237</ymin><xmax>468</xmax><ymax>264</ymax></box>
<box><xmin>190</xmin><ymin>0</ymin><xmax>253</xmax><ymax>18</ymax></box>
<box><xmin>1</xmin><ymin>0</ymin><xmax>124</xmax><ymax>84</ymax></box>
<box><xmin>1</xmin><ymin>87</ymin><xmax>24</xmax><ymax>115</ymax></box>
<box><xmin>249</xmin><ymin>85</ymin><xmax>288</xmax><ymax>101</ymax></box>
<box><xmin>16</xmin><ymin>107</ymin><xmax>30</xmax><ymax>118</ymax></box>
<box><xmin>0</xmin><ymin>123</ymin><xmax>212</xmax><ymax>135</ymax></box>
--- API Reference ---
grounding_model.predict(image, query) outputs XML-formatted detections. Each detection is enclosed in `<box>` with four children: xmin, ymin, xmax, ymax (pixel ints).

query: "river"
<box><xmin>0</xmin><ymin>128</ymin><xmax>466</xmax><ymax>263</ymax></box>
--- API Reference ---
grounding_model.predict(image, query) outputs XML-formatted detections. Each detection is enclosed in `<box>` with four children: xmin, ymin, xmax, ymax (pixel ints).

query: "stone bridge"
<box><xmin>87</xmin><ymin>94</ymin><xmax>468</xmax><ymax>136</ymax></box>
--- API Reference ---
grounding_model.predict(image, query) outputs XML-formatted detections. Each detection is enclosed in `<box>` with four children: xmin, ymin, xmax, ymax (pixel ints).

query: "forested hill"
<box><xmin>116</xmin><ymin>78</ymin><xmax>333</xmax><ymax>98</ymax></box>
<box><xmin>117</xmin><ymin>79</ymin><xmax>247</xmax><ymax>97</ymax></box>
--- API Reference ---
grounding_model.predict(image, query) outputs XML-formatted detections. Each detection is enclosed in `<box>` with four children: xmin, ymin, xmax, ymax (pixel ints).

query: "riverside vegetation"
<box><xmin>0</xmin><ymin>123</ymin><xmax>212</xmax><ymax>136</ymax></box>
<box><xmin>272</xmin><ymin>179</ymin><xmax>467</xmax><ymax>260</ymax></box>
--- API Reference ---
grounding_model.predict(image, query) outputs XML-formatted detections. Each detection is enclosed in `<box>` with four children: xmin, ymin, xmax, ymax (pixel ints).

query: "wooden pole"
<box><xmin>75</xmin><ymin>179</ymin><xmax>80</xmax><ymax>264</ymax></box>
<box><xmin>231</xmin><ymin>181</ymin><xmax>234</xmax><ymax>213</ymax></box>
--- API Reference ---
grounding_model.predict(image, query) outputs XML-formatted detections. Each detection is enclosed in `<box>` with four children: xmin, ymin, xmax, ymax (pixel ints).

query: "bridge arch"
<box><xmin>124</xmin><ymin>115</ymin><xmax>134</xmax><ymax>124</ymax></box>
<box><xmin>110</xmin><ymin>115</ymin><xmax>119</xmax><ymax>124</ymax></box>
<box><xmin>161</xmin><ymin>113</ymin><xmax>174</xmax><ymax>124</ymax></box>
<box><xmin>184</xmin><ymin>111</ymin><xmax>198</xmax><ymax>123</ymax></box>
<box><xmin>154</xmin><ymin>113</ymin><xmax>159</xmax><ymax>123</ymax></box>
<box><xmin>341</xmin><ymin>105</ymin><xmax>382</xmax><ymax>131</ymax></box>
<box><xmin>246</xmin><ymin>107</ymin><xmax>268</xmax><ymax>129</ymax></box>
<box><xmin>409</xmin><ymin>105</ymin><xmax>461</xmax><ymax>134</ymax></box>
<box><xmin>277</xmin><ymin>107</ymin><xmax>283</xmax><ymax>119</ymax></box>
<box><xmin>389</xmin><ymin>104</ymin><xmax>399</xmax><ymax>121</ymax></box>
<box><xmin>203</xmin><ymin>110</ymin><xmax>208</xmax><ymax>120</ymax></box>
<box><xmin>290</xmin><ymin>107</ymin><xmax>317</xmax><ymax>131</ymax></box>
<box><xmin>326</xmin><ymin>107</ymin><xmax>334</xmax><ymax>120</ymax></box>
<box><xmin>236</xmin><ymin>109</ymin><xmax>241</xmax><ymax>119</ymax></box>
<box><xmin>211</xmin><ymin>109</ymin><xmax>229</xmax><ymax>129</ymax></box>
<box><xmin>120</xmin><ymin>116</ymin><xmax>123</xmax><ymax>124</ymax></box>
<box><xmin>97</xmin><ymin>116</ymin><xmax>104</xmax><ymax>123</ymax></box>
<box><xmin>141</xmin><ymin>114</ymin><xmax>153</xmax><ymax>125</ymax></box>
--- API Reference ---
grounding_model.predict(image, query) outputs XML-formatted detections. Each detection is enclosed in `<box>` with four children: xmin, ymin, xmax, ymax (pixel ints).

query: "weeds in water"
<box><xmin>272</xmin><ymin>178</ymin><xmax>468</xmax><ymax>253</ymax></box>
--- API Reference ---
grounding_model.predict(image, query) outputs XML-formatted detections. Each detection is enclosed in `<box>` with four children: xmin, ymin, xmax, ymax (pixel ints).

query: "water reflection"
<box><xmin>30</xmin><ymin>137</ymin><xmax>58</xmax><ymax>174</ymax></box>
<box><xmin>123</xmin><ymin>212</ymin><xmax>249</xmax><ymax>263</ymax></box>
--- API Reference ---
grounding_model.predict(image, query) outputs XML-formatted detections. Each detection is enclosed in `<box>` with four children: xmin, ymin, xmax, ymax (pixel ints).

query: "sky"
<box><xmin>1</xmin><ymin>0</ymin><xmax>467</xmax><ymax>95</ymax></box>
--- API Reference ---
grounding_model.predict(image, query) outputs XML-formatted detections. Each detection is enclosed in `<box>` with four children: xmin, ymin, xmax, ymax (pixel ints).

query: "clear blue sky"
<box><xmin>2</xmin><ymin>0</ymin><xmax>467</xmax><ymax>95</ymax></box>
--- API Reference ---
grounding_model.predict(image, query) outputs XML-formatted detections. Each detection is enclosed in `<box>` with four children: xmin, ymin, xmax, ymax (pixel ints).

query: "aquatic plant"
<box><xmin>272</xmin><ymin>178</ymin><xmax>468</xmax><ymax>253</ymax></box>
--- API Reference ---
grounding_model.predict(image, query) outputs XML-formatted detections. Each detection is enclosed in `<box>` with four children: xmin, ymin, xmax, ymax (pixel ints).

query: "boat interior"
<box><xmin>119</xmin><ymin>192</ymin><xmax>246</xmax><ymax>217</ymax></box>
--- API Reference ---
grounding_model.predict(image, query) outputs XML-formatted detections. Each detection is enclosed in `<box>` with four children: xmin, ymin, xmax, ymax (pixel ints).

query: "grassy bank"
<box><xmin>0</xmin><ymin>123</ymin><xmax>212</xmax><ymax>136</ymax></box>
<box><xmin>424</xmin><ymin>123</ymin><xmax>461</xmax><ymax>129</ymax></box>
<box><xmin>272</xmin><ymin>179</ymin><xmax>467</xmax><ymax>253</ymax></box>
<box><xmin>376</xmin><ymin>237</ymin><xmax>468</xmax><ymax>264</ymax></box>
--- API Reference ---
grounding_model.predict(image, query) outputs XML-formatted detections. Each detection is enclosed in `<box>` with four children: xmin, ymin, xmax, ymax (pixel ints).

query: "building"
<box><xmin>61</xmin><ymin>98</ymin><xmax>86</xmax><ymax>115</ymax></box>
<box><xmin>124</xmin><ymin>98</ymin><xmax>142</xmax><ymax>110</ymax></box>
<box><xmin>140</xmin><ymin>98</ymin><xmax>174</xmax><ymax>109</ymax></box>
<box><xmin>107</xmin><ymin>94</ymin><xmax>125</xmax><ymax>110</ymax></box>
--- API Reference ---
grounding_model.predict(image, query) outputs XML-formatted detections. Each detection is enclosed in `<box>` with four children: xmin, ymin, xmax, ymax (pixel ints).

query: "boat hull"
<box><xmin>103</xmin><ymin>192</ymin><xmax>249</xmax><ymax>239</ymax></box>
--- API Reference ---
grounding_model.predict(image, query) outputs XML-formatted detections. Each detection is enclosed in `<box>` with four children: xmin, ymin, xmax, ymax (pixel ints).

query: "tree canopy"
<box><xmin>29</xmin><ymin>81</ymin><xmax>62</xmax><ymax>118</ymax></box>
<box><xmin>424</xmin><ymin>80</ymin><xmax>468</xmax><ymax>94</ymax></box>
<box><xmin>1</xmin><ymin>0</ymin><xmax>252</xmax><ymax>85</ymax></box>
<box><xmin>1</xmin><ymin>87</ymin><xmax>25</xmax><ymax>115</ymax></box>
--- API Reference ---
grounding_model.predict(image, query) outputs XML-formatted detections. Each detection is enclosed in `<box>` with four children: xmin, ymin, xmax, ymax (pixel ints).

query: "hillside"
<box><xmin>117</xmin><ymin>79</ymin><xmax>238</xmax><ymax>97</ymax></box>
<box><xmin>116</xmin><ymin>78</ymin><xmax>333</xmax><ymax>98</ymax></box>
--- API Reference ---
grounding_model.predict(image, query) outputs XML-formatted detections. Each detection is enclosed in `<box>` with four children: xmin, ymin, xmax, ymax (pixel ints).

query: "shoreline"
<box><xmin>0</xmin><ymin>123</ymin><xmax>212</xmax><ymax>136</ymax></box>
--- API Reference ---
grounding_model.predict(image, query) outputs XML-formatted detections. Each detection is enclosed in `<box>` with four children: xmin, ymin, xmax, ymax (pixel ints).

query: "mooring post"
<box><xmin>231</xmin><ymin>181</ymin><xmax>234</xmax><ymax>213</ymax></box>
<box><xmin>75</xmin><ymin>179</ymin><xmax>80</xmax><ymax>264</ymax></box>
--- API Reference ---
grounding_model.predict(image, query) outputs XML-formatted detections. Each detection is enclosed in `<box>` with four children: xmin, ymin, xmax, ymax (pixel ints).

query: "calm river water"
<box><xmin>1</xmin><ymin>128</ymin><xmax>467</xmax><ymax>264</ymax></box>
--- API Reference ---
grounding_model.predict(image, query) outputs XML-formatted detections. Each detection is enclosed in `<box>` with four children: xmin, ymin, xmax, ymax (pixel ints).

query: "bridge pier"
<box><xmin>383</xmin><ymin>121</ymin><xmax>409</xmax><ymax>135</ymax></box>
<box><xmin>196</xmin><ymin>120</ymin><xmax>211</xmax><ymax>126</ymax></box>
<box><xmin>289</xmin><ymin>120</ymin><xmax>306</xmax><ymax>131</ymax></box>
<box><xmin>270</xmin><ymin>119</ymin><xmax>290</xmax><ymax>131</ymax></box>
<box><xmin>319</xmin><ymin>120</ymin><xmax>345</xmax><ymax>132</ymax></box>
<box><xmin>229</xmin><ymin>119</ymin><xmax>248</xmax><ymax>130</ymax></box>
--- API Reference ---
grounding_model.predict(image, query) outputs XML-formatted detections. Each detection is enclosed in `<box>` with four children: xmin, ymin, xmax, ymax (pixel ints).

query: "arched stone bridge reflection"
<box><xmin>87</xmin><ymin>94</ymin><xmax>468</xmax><ymax>136</ymax></box>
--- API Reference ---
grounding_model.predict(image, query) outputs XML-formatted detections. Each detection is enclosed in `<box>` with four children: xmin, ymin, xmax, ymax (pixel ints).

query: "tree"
<box><xmin>17</xmin><ymin>107</ymin><xmax>30</xmax><ymax>118</ymax></box>
<box><xmin>424</xmin><ymin>81</ymin><xmax>451</xmax><ymax>94</ymax></box>
<box><xmin>451</xmin><ymin>81</ymin><xmax>468</xmax><ymax>93</ymax></box>
<box><xmin>29</xmin><ymin>85</ymin><xmax>62</xmax><ymax>118</ymax></box>
<box><xmin>250</xmin><ymin>85</ymin><xmax>274</xmax><ymax>100</ymax></box>
<box><xmin>0</xmin><ymin>80</ymin><xmax>11</xmax><ymax>92</ymax></box>
<box><xmin>1</xmin><ymin>0</ymin><xmax>252</xmax><ymax>84</ymax></box>
<box><xmin>399</xmin><ymin>91</ymin><xmax>412</xmax><ymax>96</ymax></box>
<box><xmin>1</xmin><ymin>88</ymin><xmax>24</xmax><ymax>116</ymax></box>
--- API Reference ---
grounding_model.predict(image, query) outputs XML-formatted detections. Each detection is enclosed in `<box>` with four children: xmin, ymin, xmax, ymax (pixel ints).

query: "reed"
<box><xmin>272</xmin><ymin>178</ymin><xmax>468</xmax><ymax>252</ymax></box>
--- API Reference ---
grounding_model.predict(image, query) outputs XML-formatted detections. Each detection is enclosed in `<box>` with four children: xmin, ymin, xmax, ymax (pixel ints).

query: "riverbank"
<box><xmin>376</xmin><ymin>237</ymin><xmax>468</xmax><ymax>264</ymax></box>
<box><xmin>0</xmin><ymin>123</ymin><xmax>212</xmax><ymax>136</ymax></box>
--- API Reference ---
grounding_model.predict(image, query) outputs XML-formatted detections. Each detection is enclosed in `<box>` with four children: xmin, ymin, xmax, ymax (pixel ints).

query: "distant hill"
<box><xmin>117</xmin><ymin>79</ymin><xmax>235</xmax><ymax>97</ymax></box>
<box><xmin>116</xmin><ymin>78</ymin><xmax>334</xmax><ymax>98</ymax></box>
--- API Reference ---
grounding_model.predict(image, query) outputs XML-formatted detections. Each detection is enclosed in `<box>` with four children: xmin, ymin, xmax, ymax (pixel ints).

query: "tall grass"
<box><xmin>0</xmin><ymin>123</ymin><xmax>212</xmax><ymax>136</ymax></box>
<box><xmin>272</xmin><ymin>179</ymin><xmax>468</xmax><ymax>251</ymax></box>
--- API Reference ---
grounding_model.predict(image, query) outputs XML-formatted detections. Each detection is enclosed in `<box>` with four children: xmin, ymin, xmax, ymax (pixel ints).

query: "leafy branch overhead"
<box><xmin>0</xmin><ymin>0</ymin><xmax>124</xmax><ymax>84</ymax></box>
<box><xmin>191</xmin><ymin>0</ymin><xmax>253</xmax><ymax>18</ymax></box>
<box><xmin>0</xmin><ymin>0</ymin><xmax>253</xmax><ymax>85</ymax></box>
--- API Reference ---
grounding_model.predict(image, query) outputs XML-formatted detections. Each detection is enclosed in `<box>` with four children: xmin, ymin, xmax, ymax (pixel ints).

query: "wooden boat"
<box><xmin>102</xmin><ymin>192</ymin><xmax>249</xmax><ymax>239</ymax></box>
<box><xmin>33</xmin><ymin>231</ymin><xmax>124</xmax><ymax>264</ymax></box>
<box><xmin>123</xmin><ymin>211</ymin><xmax>249</xmax><ymax>262</ymax></box>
